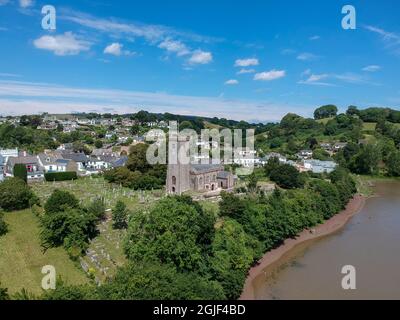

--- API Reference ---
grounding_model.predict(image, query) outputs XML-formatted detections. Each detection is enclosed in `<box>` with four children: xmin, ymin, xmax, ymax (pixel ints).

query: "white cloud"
<box><xmin>225</xmin><ymin>79</ymin><xmax>239</xmax><ymax>85</ymax></box>
<box><xmin>0</xmin><ymin>80</ymin><xmax>313</xmax><ymax>122</ymax></box>
<box><xmin>188</xmin><ymin>50</ymin><xmax>213</xmax><ymax>65</ymax></box>
<box><xmin>309</xmin><ymin>35</ymin><xmax>320</xmax><ymax>41</ymax></box>
<box><xmin>254</xmin><ymin>70</ymin><xmax>286</xmax><ymax>81</ymax></box>
<box><xmin>104</xmin><ymin>43</ymin><xmax>122</xmax><ymax>56</ymax></box>
<box><xmin>362</xmin><ymin>65</ymin><xmax>381</xmax><ymax>72</ymax></box>
<box><xmin>61</xmin><ymin>10</ymin><xmax>222</xmax><ymax>45</ymax></box>
<box><xmin>33</xmin><ymin>32</ymin><xmax>91</xmax><ymax>56</ymax></box>
<box><xmin>0</xmin><ymin>0</ymin><xmax>10</xmax><ymax>6</ymax></box>
<box><xmin>234</xmin><ymin>58</ymin><xmax>259</xmax><ymax>67</ymax></box>
<box><xmin>19</xmin><ymin>0</ymin><xmax>33</xmax><ymax>8</ymax></box>
<box><xmin>158</xmin><ymin>38</ymin><xmax>190</xmax><ymax>56</ymax></box>
<box><xmin>298</xmin><ymin>74</ymin><xmax>333</xmax><ymax>86</ymax></box>
<box><xmin>364</xmin><ymin>25</ymin><xmax>400</xmax><ymax>55</ymax></box>
<box><xmin>297</xmin><ymin>52</ymin><xmax>318</xmax><ymax>61</ymax></box>
<box><xmin>237</xmin><ymin>68</ymin><xmax>256</xmax><ymax>75</ymax></box>
<box><xmin>104</xmin><ymin>42</ymin><xmax>135</xmax><ymax>56</ymax></box>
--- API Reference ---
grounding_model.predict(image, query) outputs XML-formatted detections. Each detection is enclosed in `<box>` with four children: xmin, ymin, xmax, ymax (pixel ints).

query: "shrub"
<box><xmin>112</xmin><ymin>200</ymin><xmax>128</xmax><ymax>229</ymax></box>
<box><xmin>13</xmin><ymin>164</ymin><xmax>27</xmax><ymax>183</ymax></box>
<box><xmin>44</xmin><ymin>172</ymin><xmax>77</xmax><ymax>182</ymax></box>
<box><xmin>0</xmin><ymin>211</ymin><xmax>8</xmax><ymax>236</ymax></box>
<box><xmin>0</xmin><ymin>178</ymin><xmax>37</xmax><ymax>211</ymax></box>
<box><xmin>44</xmin><ymin>189</ymin><xmax>79</xmax><ymax>215</ymax></box>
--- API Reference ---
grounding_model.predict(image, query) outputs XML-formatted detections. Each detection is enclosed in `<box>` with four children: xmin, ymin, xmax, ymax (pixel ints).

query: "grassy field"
<box><xmin>31</xmin><ymin>177</ymin><xmax>163</xmax><ymax>212</ymax></box>
<box><xmin>362</xmin><ymin>122</ymin><xmax>377</xmax><ymax>131</ymax></box>
<box><xmin>0</xmin><ymin>210</ymin><xmax>89</xmax><ymax>295</ymax></box>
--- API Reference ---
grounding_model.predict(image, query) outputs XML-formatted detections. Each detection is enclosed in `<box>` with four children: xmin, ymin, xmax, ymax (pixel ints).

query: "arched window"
<box><xmin>172</xmin><ymin>176</ymin><xmax>176</xmax><ymax>185</ymax></box>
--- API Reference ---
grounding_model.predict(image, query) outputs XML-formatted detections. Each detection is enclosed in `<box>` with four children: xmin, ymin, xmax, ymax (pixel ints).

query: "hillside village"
<box><xmin>0</xmin><ymin>111</ymin><xmax>346</xmax><ymax>184</ymax></box>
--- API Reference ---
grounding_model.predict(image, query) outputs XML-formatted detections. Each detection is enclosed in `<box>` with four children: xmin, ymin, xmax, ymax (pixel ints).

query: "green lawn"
<box><xmin>31</xmin><ymin>177</ymin><xmax>163</xmax><ymax>212</ymax></box>
<box><xmin>0</xmin><ymin>210</ymin><xmax>88</xmax><ymax>295</ymax></box>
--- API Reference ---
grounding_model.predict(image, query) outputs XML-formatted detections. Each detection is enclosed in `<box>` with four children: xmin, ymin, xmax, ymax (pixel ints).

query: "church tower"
<box><xmin>166</xmin><ymin>132</ymin><xmax>190</xmax><ymax>195</ymax></box>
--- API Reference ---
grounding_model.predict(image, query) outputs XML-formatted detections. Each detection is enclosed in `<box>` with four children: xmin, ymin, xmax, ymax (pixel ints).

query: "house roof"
<box><xmin>61</xmin><ymin>152</ymin><xmax>88</xmax><ymax>163</ymax></box>
<box><xmin>112</xmin><ymin>156</ymin><xmax>128</xmax><ymax>168</ymax></box>
<box><xmin>7</xmin><ymin>156</ymin><xmax>39</xmax><ymax>166</ymax></box>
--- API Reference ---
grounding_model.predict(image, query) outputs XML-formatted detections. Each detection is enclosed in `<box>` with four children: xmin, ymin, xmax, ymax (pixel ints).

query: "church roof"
<box><xmin>217</xmin><ymin>171</ymin><xmax>232</xmax><ymax>179</ymax></box>
<box><xmin>190</xmin><ymin>164</ymin><xmax>223</xmax><ymax>174</ymax></box>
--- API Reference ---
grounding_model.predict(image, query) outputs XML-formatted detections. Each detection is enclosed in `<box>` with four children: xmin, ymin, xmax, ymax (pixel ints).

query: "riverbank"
<box><xmin>240</xmin><ymin>194</ymin><xmax>366</xmax><ymax>300</ymax></box>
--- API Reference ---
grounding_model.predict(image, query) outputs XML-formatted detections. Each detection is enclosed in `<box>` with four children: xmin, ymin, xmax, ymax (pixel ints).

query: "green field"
<box><xmin>0</xmin><ymin>210</ymin><xmax>89</xmax><ymax>295</ymax></box>
<box><xmin>31</xmin><ymin>177</ymin><xmax>163</xmax><ymax>212</ymax></box>
<box><xmin>362</xmin><ymin>122</ymin><xmax>377</xmax><ymax>131</ymax></box>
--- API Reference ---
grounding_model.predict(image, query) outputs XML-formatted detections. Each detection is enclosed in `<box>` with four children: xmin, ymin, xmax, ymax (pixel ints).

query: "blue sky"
<box><xmin>0</xmin><ymin>0</ymin><xmax>399</xmax><ymax>122</ymax></box>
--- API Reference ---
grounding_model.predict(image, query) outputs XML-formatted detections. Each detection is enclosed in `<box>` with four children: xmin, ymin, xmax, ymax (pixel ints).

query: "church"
<box><xmin>166</xmin><ymin>135</ymin><xmax>235</xmax><ymax>195</ymax></box>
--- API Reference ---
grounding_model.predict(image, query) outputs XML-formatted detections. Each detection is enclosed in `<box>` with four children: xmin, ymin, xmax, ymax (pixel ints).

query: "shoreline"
<box><xmin>239</xmin><ymin>194</ymin><xmax>367</xmax><ymax>300</ymax></box>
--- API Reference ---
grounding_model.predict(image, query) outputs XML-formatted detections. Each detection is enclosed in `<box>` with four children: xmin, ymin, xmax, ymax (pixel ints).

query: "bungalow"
<box><xmin>37</xmin><ymin>153</ymin><xmax>69</xmax><ymax>173</ymax></box>
<box><xmin>303</xmin><ymin>159</ymin><xmax>337</xmax><ymax>174</ymax></box>
<box><xmin>61</xmin><ymin>152</ymin><xmax>89</xmax><ymax>173</ymax></box>
<box><xmin>5</xmin><ymin>156</ymin><xmax>44</xmax><ymax>180</ymax></box>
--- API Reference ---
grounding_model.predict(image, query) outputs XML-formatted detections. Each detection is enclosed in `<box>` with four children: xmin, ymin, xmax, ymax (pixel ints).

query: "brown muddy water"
<box><xmin>252</xmin><ymin>181</ymin><xmax>400</xmax><ymax>300</ymax></box>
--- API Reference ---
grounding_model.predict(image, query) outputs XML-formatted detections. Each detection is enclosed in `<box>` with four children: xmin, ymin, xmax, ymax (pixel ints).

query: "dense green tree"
<box><xmin>44</xmin><ymin>189</ymin><xmax>79</xmax><ymax>215</ymax></box>
<box><xmin>314</xmin><ymin>105</ymin><xmax>338</xmax><ymax>119</ymax></box>
<box><xmin>210</xmin><ymin>219</ymin><xmax>255</xmax><ymax>299</ymax></box>
<box><xmin>124</xmin><ymin>196</ymin><xmax>215</xmax><ymax>273</ymax></box>
<box><xmin>112</xmin><ymin>200</ymin><xmax>128</xmax><ymax>229</ymax></box>
<box><xmin>0</xmin><ymin>178</ymin><xmax>38</xmax><ymax>211</ymax></box>
<box><xmin>269</xmin><ymin>164</ymin><xmax>305</xmax><ymax>189</ymax></box>
<box><xmin>98</xmin><ymin>262</ymin><xmax>225</xmax><ymax>300</ymax></box>
<box><xmin>350</xmin><ymin>145</ymin><xmax>381</xmax><ymax>175</ymax></box>
<box><xmin>126</xmin><ymin>143</ymin><xmax>151</xmax><ymax>173</ymax></box>
<box><xmin>387</xmin><ymin>151</ymin><xmax>400</xmax><ymax>177</ymax></box>
<box><xmin>94</xmin><ymin>140</ymin><xmax>103</xmax><ymax>148</ymax></box>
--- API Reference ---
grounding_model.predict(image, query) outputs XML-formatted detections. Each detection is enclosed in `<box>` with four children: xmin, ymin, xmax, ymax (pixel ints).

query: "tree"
<box><xmin>40</xmin><ymin>207</ymin><xmax>98</xmax><ymax>258</ymax></box>
<box><xmin>0</xmin><ymin>178</ymin><xmax>38</xmax><ymax>211</ymax></box>
<box><xmin>210</xmin><ymin>219</ymin><xmax>254</xmax><ymax>299</ymax></box>
<box><xmin>86</xmin><ymin>198</ymin><xmax>105</xmax><ymax>219</ymax></box>
<box><xmin>246</xmin><ymin>172</ymin><xmax>259</xmax><ymax>193</ymax></box>
<box><xmin>346</xmin><ymin>105</ymin><xmax>359</xmax><ymax>116</ymax></box>
<box><xmin>387</xmin><ymin>151</ymin><xmax>400</xmax><ymax>177</ymax></box>
<box><xmin>94</xmin><ymin>140</ymin><xmax>103</xmax><ymax>148</ymax></box>
<box><xmin>350</xmin><ymin>145</ymin><xmax>381</xmax><ymax>175</ymax></box>
<box><xmin>314</xmin><ymin>105</ymin><xmax>338</xmax><ymax>119</ymax></box>
<box><xmin>97</xmin><ymin>262</ymin><xmax>225</xmax><ymax>300</ymax></box>
<box><xmin>126</xmin><ymin>144</ymin><xmax>151</xmax><ymax>173</ymax></box>
<box><xmin>13</xmin><ymin>164</ymin><xmax>27</xmax><ymax>183</ymax></box>
<box><xmin>269</xmin><ymin>164</ymin><xmax>305</xmax><ymax>189</ymax></box>
<box><xmin>112</xmin><ymin>200</ymin><xmax>128</xmax><ymax>229</ymax></box>
<box><xmin>44</xmin><ymin>189</ymin><xmax>79</xmax><ymax>215</ymax></box>
<box><xmin>124</xmin><ymin>196</ymin><xmax>215</xmax><ymax>272</ymax></box>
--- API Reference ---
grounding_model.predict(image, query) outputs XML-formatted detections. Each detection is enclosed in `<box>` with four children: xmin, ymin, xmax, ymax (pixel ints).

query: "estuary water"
<box><xmin>251</xmin><ymin>181</ymin><xmax>400</xmax><ymax>300</ymax></box>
